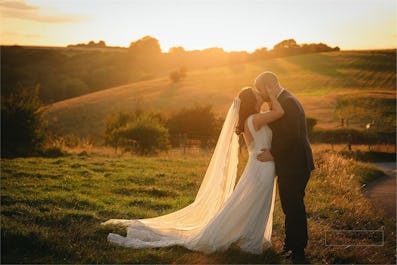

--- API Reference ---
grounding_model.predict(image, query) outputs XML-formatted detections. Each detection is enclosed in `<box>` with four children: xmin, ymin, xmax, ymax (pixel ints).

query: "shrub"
<box><xmin>118</xmin><ymin>115</ymin><xmax>170</xmax><ymax>155</ymax></box>
<box><xmin>167</xmin><ymin>104</ymin><xmax>220</xmax><ymax>147</ymax></box>
<box><xmin>339</xmin><ymin>150</ymin><xmax>396</xmax><ymax>163</ymax></box>
<box><xmin>310</xmin><ymin>128</ymin><xmax>396</xmax><ymax>145</ymax></box>
<box><xmin>41</xmin><ymin>146</ymin><xmax>66</xmax><ymax>158</ymax></box>
<box><xmin>78</xmin><ymin>151</ymin><xmax>89</xmax><ymax>157</ymax></box>
<box><xmin>306</xmin><ymin>117</ymin><xmax>317</xmax><ymax>133</ymax></box>
<box><xmin>1</xmin><ymin>86</ymin><xmax>47</xmax><ymax>157</ymax></box>
<box><xmin>103</xmin><ymin>112</ymin><xmax>133</xmax><ymax>153</ymax></box>
<box><xmin>169</xmin><ymin>67</ymin><xmax>187</xmax><ymax>83</ymax></box>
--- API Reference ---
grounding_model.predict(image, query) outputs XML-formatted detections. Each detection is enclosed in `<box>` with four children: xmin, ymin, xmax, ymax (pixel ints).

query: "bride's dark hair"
<box><xmin>235</xmin><ymin>87</ymin><xmax>258</xmax><ymax>135</ymax></box>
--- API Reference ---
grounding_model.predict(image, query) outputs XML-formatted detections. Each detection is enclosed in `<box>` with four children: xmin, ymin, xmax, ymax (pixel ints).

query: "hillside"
<box><xmin>43</xmin><ymin>50</ymin><xmax>396</xmax><ymax>141</ymax></box>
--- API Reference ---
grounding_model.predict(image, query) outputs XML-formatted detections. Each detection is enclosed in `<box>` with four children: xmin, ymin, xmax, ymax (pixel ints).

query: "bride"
<box><xmin>101</xmin><ymin>85</ymin><xmax>285</xmax><ymax>254</ymax></box>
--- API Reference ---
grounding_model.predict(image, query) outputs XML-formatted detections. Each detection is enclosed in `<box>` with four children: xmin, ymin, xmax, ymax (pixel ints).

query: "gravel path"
<box><xmin>363</xmin><ymin>162</ymin><xmax>396</xmax><ymax>218</ymax></box>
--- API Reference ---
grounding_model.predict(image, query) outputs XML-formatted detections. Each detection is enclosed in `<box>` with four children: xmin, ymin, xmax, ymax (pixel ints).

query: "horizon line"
<box><xmin>2</xmin><ymin>43</ymin><xmax>397</xmax><ymax>53</ymax></box>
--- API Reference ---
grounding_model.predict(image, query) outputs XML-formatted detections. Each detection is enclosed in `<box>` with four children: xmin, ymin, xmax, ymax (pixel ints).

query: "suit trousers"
<box><xmin>277</xmin><ymin>171</ymin><xmax>311</xmax><ymax>251</ymax></box>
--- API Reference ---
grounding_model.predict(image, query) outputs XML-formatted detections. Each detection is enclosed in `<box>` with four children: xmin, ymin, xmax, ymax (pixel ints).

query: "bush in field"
<box><xmin>167</xmin><ymin>104</ymin><xmax>220</xmax><ymax>147</ymax></box>
<box><xmin>169</xmin><ymin>67</ymin><xmax>187</xmax><ymax>83</ymax></box>
<box><xmin>103</xmin><ymin>112</ymin><xmax>133</xmax><ymax>153</ymax></box>
<box><xmin>41</xmin><ymin>146</ymin><xmax>66</xmax><ymax>158</ymax></box>
<box><xmin>1</xmin><ymin>86</ymin><xmax>47</xmax><ymax>157</ymax></box>
<box><xmin>310</xmin><ymin>128</ymin><xmax>396</xmax><ymax>146</ymax></box>
<box><xmin>311</xmin><ymin>128</ymin><xmax>363</xmax><ymax>144</ymax></box>
<box><xmin>306</xmin><ymin>117</ymin><xmax>317</xmax><ymax>134</ymax></box>
<box><xmin>118</xmin><ymin>115</ymin><xmax>170</xmax><ymax>155</ymax></box>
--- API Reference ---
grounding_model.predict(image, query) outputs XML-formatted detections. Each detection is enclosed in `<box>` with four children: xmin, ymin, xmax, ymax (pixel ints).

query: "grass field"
<box><xmin>43</xmin><ymin>50</ymin><xmax>396</xmax><ymax>140</ymax></box>
<box><xmin>1</xmin><ymin>147</ymin><xmax>396</xmax><ymax>264</ymax></box>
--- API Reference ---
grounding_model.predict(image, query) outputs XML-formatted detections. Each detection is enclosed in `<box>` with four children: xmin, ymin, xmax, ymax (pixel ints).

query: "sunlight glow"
<box><xmin>1</xmin><ymin>0</ymin><xmax>396</xmax><ymax>51</ymax></box>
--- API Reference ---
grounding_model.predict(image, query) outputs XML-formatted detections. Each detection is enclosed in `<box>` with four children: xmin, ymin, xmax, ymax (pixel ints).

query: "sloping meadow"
<box><xmin>44</xmin><ymin>50</ymin><xmax>396</xmax><ymax>140</ymax></box>
<box><xmin>1</xmin><ymin>149</ymin><xmax>395</xmax><ymax>264</ymax></box>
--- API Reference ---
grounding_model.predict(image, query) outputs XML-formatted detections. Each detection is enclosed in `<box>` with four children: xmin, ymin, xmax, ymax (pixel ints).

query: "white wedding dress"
<box><xmin>101</xmin><ymin>99</ymin><xmax>277</xmax><ymax>255</ymax></box>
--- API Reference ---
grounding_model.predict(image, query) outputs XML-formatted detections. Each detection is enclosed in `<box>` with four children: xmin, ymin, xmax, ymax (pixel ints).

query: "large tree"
<box><xmin>129</xmin><ymin>36</ymin><xmax>162</xmax><ymax>56</ymax></box>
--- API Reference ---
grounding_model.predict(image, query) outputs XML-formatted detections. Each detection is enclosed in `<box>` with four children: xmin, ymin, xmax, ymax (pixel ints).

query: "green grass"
<box><xmin>1</xmin><ymin>149</ymin><xmax>395</xmax><ymax>264</ymax></box>
<box><xmin>335</xmin><ymin>91</ymin><xmax>396</xmax><ymax>132</ymax></box>
<box><xmin>44</xmin><ymin>50</ymin><xmax>396</xmax><ymax>140</ymax></box>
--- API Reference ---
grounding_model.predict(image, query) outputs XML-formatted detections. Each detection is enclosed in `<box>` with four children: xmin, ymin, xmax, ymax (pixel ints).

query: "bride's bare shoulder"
<box><xmin>243</xmin><ymin>120</ymin><xmax>253</xmax><ymax>146</ymax></box>
<box><xmin>242</xmin><ymin>113</ymin><xmax>265</xmax><ymax>135</ymax></box>
<box><xmin>250</xmin><ymin>113</ymin><xmax>262</xmax><ymax>131</ymax></box>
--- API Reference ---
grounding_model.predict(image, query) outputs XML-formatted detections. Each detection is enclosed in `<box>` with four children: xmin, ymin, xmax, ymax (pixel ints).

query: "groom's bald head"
<box><xmin>254</xmin><ymin>71</ymin><xmax>281</xmax><ymax>101</ymax></box>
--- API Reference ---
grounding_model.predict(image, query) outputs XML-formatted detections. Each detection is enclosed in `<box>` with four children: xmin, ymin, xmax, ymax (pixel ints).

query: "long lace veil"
<box><xmin>102</xmin><ymin>98</ymin><xmax>241</xmax><ymax>240</ymax></box>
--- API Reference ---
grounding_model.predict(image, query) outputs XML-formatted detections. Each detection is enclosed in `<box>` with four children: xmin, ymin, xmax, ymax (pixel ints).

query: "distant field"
<box><xmin>44</xmin><ymin>50</ymin><xmax>396</xmax><ymax>140</ymax></box>
<box><xmin>1</xmin><ymin>149</ymin><xmax>395</xmax><ymax>264</ymax></box>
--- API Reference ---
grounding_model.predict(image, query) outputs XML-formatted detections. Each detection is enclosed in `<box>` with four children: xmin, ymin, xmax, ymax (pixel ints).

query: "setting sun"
<box><xmin>1</xmin><ymin>0</ymin><xmax>396</xmax><ymax>51</ymax></box>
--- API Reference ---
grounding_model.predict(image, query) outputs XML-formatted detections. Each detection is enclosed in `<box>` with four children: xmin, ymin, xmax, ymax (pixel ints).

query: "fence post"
<box><xmin>183</xmin><ymin>133</ymin><xmax>187</xmax><ymax>155</ymax></box>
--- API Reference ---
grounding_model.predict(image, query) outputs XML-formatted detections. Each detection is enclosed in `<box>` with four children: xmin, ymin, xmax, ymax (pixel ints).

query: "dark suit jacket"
<box><xmin>268</xmin><ymin>90</ymin><xmax>315</xmax><ymax>178</ymax></box>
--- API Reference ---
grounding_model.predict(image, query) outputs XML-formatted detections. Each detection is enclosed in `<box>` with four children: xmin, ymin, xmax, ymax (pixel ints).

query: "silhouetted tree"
<box><xmin>68</xmin><ymin>40</ymin><xmax>107</xmax><ymax>48</ymax></box>
<box><xmin>168</xmin><ymin>46</ymin><xmax>185</xmax><ymax>54</ymax></box>
<box><xmin>1</xmin><ymin>86</ymin><xmax>47</xmax><ymax>157</ymax></box>
<box><xmin>129</xmin><ymin>36</ymin><xmax>161</xmax><ymax>57</ymax></box>
<box><xmin>97</xmin><ymin>40</ymin><xmax>106</xmax><ymax>48</ymax></box>
<box><xmin>249</xmin><ymin>47</ymin><xmax>270</xmax><ymax>60</ymax></box>
<box><xmin>273</xmin><ymin>39</ymin><xmax>301</xmax><ymax>56</ymax></box>
<box><xmin>274</xmin><ymin>39</ymin><xmax>300</xmax><ymax>50</ymax></box>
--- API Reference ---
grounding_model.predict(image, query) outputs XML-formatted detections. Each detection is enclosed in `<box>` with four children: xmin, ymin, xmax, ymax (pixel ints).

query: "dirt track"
<box><xmin>363</xmin><ymin>162</ymin><xmax>396</xmax><ymax>218</ymax></box>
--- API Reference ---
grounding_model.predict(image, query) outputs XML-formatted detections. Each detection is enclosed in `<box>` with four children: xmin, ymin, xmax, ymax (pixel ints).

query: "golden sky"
<box><xmin>1</xmin><ymin>0</ymin><xmax>396</xmax><ymax>51</ymax></box>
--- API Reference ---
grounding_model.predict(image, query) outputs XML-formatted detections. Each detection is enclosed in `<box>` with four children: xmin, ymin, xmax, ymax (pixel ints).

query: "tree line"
<box><xmin>1</xmin><ymin>37</ymin><xmax>339</xmax><ymax>104</ymax></box>
<box><xmin>3</xmin><ymin>86</ymin><xmax>395</xmax><ymax>158</ymax></box>
<box><xmin>1</xmin><ymin>86</ymin><xmax>222</xmax><ymax>157</ymax></box>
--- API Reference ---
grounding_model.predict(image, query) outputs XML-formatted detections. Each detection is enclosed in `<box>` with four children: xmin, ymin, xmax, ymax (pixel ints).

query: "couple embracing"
<box><xmin>102</xmin><ymin>71</ymin><xmax>315</xmax><ymax>263</ymax></box>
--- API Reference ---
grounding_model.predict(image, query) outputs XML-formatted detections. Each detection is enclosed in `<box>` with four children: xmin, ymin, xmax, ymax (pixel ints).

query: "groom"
<box><xmin>254</xmin><ymin>72</ymin><xmax>314</xmax><ymax>262</ymax></box>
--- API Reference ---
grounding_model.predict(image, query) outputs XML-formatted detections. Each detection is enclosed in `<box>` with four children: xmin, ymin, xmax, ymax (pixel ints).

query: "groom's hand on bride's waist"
<box><xmin>256</xmin><ymin>149</ymin><xmax>274</xmax><ymax>162</ymax></box>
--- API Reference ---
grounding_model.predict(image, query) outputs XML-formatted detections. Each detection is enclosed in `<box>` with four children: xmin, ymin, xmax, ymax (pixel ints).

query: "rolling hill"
<box><xmin>43</xmin><ymin>50</ymin><xmax>396</xmax><ymax>141</ymax></box>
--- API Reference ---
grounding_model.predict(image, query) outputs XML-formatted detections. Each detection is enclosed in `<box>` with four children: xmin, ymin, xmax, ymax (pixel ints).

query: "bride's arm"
<box><xmin>252</xmin><ymin>88</ymin><xmax>284</xmax><ymax>130</ymax></box>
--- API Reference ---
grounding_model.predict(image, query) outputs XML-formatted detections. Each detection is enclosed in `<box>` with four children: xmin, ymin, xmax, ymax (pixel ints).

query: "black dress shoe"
<box><xmin>291</xmin><ymin>249</ymin><xmax>308</xmax><ymax>264</ymax></box>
